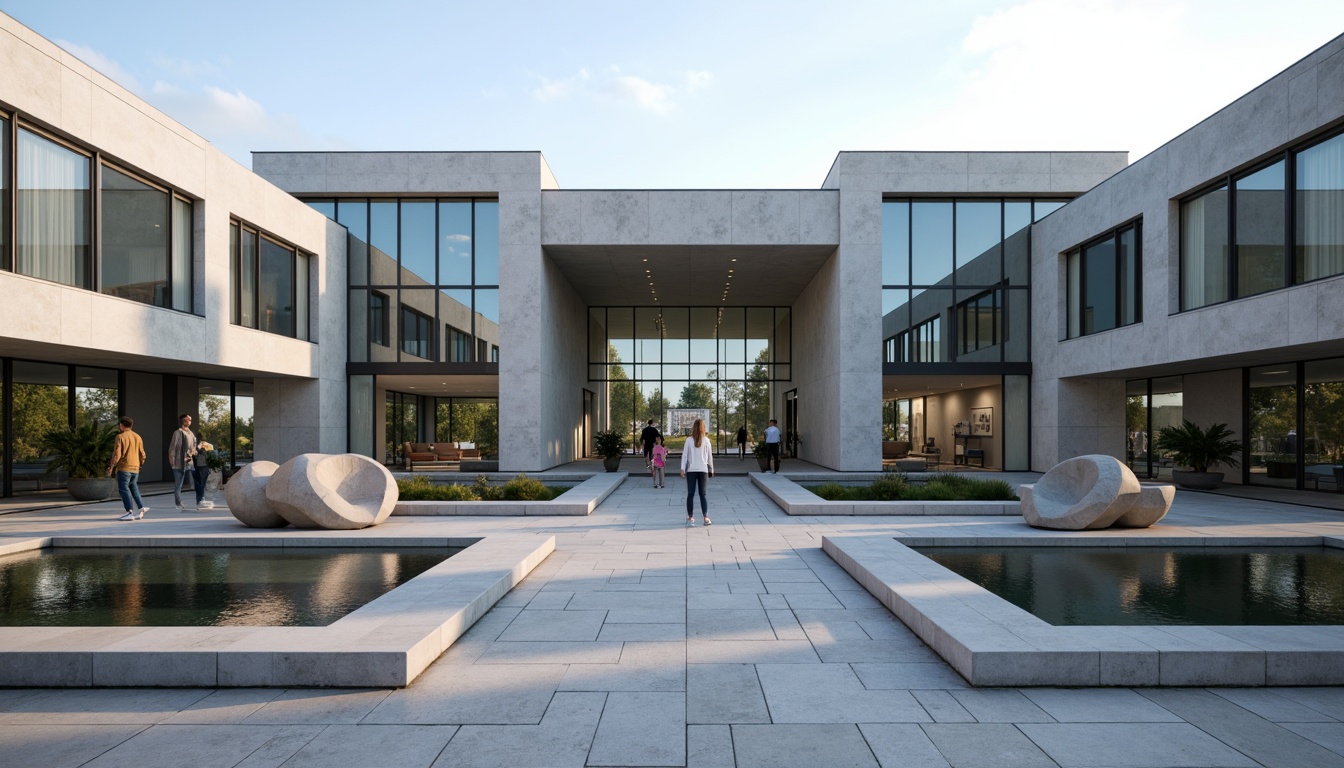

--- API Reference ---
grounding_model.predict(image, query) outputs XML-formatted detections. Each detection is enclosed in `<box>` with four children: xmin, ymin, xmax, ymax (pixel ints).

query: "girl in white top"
<box><xmin>680</xmin><ymin>418</ymin><xmax>715</xmax><ymax>526</ymax></box>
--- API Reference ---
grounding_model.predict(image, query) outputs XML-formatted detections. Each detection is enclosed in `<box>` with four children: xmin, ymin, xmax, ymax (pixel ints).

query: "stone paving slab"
<box><xmin>4</xmin><ymin>478</ymin><xmax>1344</xmax><ymax>765</ymax></box>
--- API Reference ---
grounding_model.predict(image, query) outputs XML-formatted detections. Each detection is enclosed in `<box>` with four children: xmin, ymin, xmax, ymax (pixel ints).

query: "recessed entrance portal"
<box><xmin>588</xmin><ymin>306</ymin><xmax>791</xmax><ymax>454</ymax></box>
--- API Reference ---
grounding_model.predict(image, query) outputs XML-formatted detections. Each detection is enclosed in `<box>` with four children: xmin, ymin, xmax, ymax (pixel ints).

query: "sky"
<box><xmin>5</xmin><ymin>0</ymin><xmax>1344</xmax><ymax>189</ymax></box>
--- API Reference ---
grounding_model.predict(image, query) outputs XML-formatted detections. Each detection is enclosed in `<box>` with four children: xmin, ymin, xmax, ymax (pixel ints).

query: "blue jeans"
<box><xmin>685</xmin><ymin>471</ymin><xmax>708</xmax><ymax>517</ymax></box>
<box><xmin>172</xmin><ymin>467</ymin><xmax>191</xmax><ymax>505</ymax></box>
<box><xmin>193</xmin><ymin>465</ymin><xmax>210</xmax><ymax>504</ymax></box>
<box><xmin>116</xmin><ymin>471</ymin><xmax>144</xmax><ymax>512</ymax></box>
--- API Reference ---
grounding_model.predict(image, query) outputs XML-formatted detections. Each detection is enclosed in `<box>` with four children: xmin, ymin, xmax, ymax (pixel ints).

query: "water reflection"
<box><xmin>915</xmin><ymin>546</ymin><xmax>1344</xmax><ymax>626</ymax></box>
<box><xmin>0</xmin><ymin>547</ymin><xmax>457</xmax><ymax>627</ymax></box>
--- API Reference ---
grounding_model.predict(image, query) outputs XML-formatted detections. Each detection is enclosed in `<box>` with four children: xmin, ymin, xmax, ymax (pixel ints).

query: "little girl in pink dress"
<box><xmin>651</xmin><ymin>436</ymin><xmax>667</xmax><ymax>488</ymax></box>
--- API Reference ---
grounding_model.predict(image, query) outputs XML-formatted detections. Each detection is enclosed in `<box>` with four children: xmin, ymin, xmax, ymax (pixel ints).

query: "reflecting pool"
<box><xmin>0</xmin><ymin>546</ymin><xmax>461</xmax><ymax>627</ymax></box>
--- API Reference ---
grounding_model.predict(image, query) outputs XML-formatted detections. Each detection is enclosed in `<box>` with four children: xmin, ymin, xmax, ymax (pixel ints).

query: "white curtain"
<box><xmin>172</xmin><ymin>197</ymin><xmax>193</xmax><ymax>311</ymax></box>
<box><xmin>17</xmin><ymin>129</ymin><xmax>89</xmax><ymax>287</ymax></box>
<box><xmin>1181</xmin><ymin>190</ymin><xmax>1227</xmax><ymax>309</ymax></box>
<box><xmin>1297</xmin><ymin>134</ymin><xmax>1344</xmax><ymax>282</ymax></box>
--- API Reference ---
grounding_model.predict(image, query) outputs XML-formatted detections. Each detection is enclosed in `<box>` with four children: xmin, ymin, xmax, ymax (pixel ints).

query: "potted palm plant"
<box><xmin>753</xmin><ymin>441</ymin><xmax>772</xmax><ymax>472</ymax></box>
<box><xmin>1154</xmin><ymin>420</ymin><xmax>1241</xmax><ymax>490</ymax></box>
<box><xmin>594</xmin><ymin>429</ymin><xmax>628</xmax><ymax>472</ymax></box>
<box><xmin>40</xmin><ymin>421</ymin><xmax>118</xmax><ymax>501</ymax></box>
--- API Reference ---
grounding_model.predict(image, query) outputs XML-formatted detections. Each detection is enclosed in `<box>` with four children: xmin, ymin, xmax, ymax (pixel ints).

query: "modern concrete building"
<box><xmin>2</xmin><ymin>10</ymin><xmax>1343</xmax><ymax>497</ymax></box>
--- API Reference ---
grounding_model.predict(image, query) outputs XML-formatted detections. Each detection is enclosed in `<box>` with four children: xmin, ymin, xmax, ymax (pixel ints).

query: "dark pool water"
<box><xmin>0</xmin><ymin>546</ymin><xmax>460</xmax><ymax>627</ymax></box>
<box><xmin>913</xmin><ymin>545</ymin><xmax>1344</xmax><ymax>626</ymax></box>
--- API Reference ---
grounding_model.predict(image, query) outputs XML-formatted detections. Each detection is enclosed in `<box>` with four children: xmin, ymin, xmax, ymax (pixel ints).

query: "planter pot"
<box><xmin>1266</xmin><ymin>461</ymin><xmax>1296</xmax><ymax>479</ymax></box>
<box><xmin>67</xmin><ymin>477</ymin><xmax>116</xmax><ymax>501</ymax></box>
<box><xmin>757</xmin><ymin>456</ymin><xmax>771</xmax><ymax>472</ymax></box>
<box><xmin>1171</xmin><ymin>470</ymin><xmax>1223</xmax><ymax>490</ymax></box>
<box><xmin>602</xmin><ymin>456</ymin><xmax>622</xmax><ymax>472</ymax></box>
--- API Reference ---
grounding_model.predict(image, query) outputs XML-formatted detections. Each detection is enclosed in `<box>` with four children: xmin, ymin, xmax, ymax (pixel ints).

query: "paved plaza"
<box><xmin>4</xmin><ymin>476</ymin><xmax>1344</xmax><ymax>766</ymax></box>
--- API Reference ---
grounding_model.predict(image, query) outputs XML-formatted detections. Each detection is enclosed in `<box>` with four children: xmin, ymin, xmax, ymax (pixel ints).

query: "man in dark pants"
<box><xmin>640</xmin><ymin>420</ymin><xmax>661</xmax><ymax>469</ymax></box>
<box><xmin>737</xmin><ymin>424</ymin><xmax>748</xmax><ymax>460</ymax></box>
<box><xmin>764</xmin><ymin>419</ymin><xmax>782</xmax><ymax>473</ymax></box>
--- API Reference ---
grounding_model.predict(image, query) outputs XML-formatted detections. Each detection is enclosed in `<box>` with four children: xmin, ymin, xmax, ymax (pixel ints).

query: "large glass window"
<box><xmin>1297</xmin><ymin>132</ymin><xmax>1344</xmax><ymax>283</ymax></box>
<box><xmin>74</xmin><ymin>367</ymin><xmax>117</xmax><ymax>428</ymax></box>
<box><xmin>0</xmin><ymin>116</ymin><xmax>8</xmax><ymax>272</ymax></box>
<box><xmin>1066</xmin><ymin>221</ymin><xmax>1141</xmax><ymax>338</ymax></box>
<box><xmin>883</xmin><ymin>198</ymin><xmax>1054</xmax><ymax>365</ymax></box>
<box><xmin>401</xmin><ymin>306</ymin><xmax>432</xmax><ymax>359</ymax></box>
<box><xmin>1249</xmin><ymin>365</ymin><xmax>1298</xmax><ymax>488</ymax></box>
<box><xmin>230</xmin><ymin>222</ymin><xmax>310</xmax><ymax>341</ymax></box>
<box><xmin>171</xmin><ymin>197</ymin><xmax>193</xmax><ymax>312</ymax></box>
<box><xmin>11</xmin><ymin>361</ymin><xmax>71</xmax><ymax>494</ymax></box>
<box><xmin>1235</xmin><ymin>160</ymin><xmax>1286</xmax><ymax>297</ymax></box>
<box><xmin>1181</xmin><ymin>186</ymin><xmax>1229</xmax><ymax>310</ymax></box>
<box><xmin>314</xmin><ymin>197</ymin><xmax>500</xmax><ymax>364</ymax></box>
<box><xmin>16</xmin><ymin>128</ymin><xmax>91</xmax><ymax>288</ymax></box>
<box><xmin>100</xmin><ymin>166</ymin><xmax>169</xmax><ymax>307</ymax></box>
<box><xmin>1305</xmin><ymin>358</ymin><xmax>1344</xmax><ymax>491</ymax></box>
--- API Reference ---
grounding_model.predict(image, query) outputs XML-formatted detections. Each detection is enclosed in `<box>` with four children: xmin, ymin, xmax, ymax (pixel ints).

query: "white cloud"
<box><xmin>531</xmin><ymin>65</ymin><xmax>710</xmax><ymax>114</ymax></box>
<box><xmin>606</xmin><ymin>73</ymin><xmax>673</xmax><ymax>114</ymax></box>
<box><xmin>55</xmin><ymin>39</ymin><xmax>140</xmax><ymax>92</ymax></box>
<box><xmin>444</xmin><ymin>234</ymin><xmax>472</xmax><ymax>242</ymax></box>
<box><xmin>150</xmin><ymin>54</ymin><xmax>222</xmax><ymax>79</ymax></box>
<box><xmin>873</xmin><ymin>0</ymin><xmax>1339</xmax><ymax>162</ymax></box>
<box><xmin>149</xmin><ymin>81</ymin><xmax>348</xmax><ymax>162</ymax></box>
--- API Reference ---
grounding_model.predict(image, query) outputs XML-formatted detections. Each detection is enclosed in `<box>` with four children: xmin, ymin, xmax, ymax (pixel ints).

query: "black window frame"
<box><xmin>369</xmin><ymin>290</ymin><xmax>389</xmax><ymax>347</ymax></box>
<box><xmin>400</xmin><ymin>305</ymin><xmax>433</xmax><ymax>359</ymax></box>
<box><xmin>1066</xmin><ymin>219</ymin><xmax>1142</xmax><ymax>339</ymax></box>
<box><xmin>229</xmin><ymin>218</ymin><xmax>312</xmax><ymax>341</ymax></box>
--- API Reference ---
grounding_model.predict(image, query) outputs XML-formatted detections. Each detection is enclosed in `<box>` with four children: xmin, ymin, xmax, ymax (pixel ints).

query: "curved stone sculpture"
<box><xmin>1112</xmin><ymin>485</ymin><xmax>1176</xmax><ymax>528</ymax></box>
<box><xmin>1020</xmin><ymin>455</ymin><xmax>1143</xmax><ymax>530</ymax></box>
<box><xmin>265</xmin><ymin>453</ymin><xmax>398</xmax><ymax>530</ymax></box>
<box><xmin>223</xmin><ymin>461</ymin><xmax>286</xmax><ymax>528</ymax></box>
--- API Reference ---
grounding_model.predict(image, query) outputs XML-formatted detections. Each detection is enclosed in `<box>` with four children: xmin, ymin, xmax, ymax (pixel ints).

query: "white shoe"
<box><xmin>175</xmin><ymin>503</ymin><xmax>184</xmax><ymax>510</ymax></box>
<box><xmin>138</xmin><ymin>507</ymin><xmax>149</xmax><ymax>519</ymax></box>
<box><xmin>118</xmin><ymin>511</ymin><xmax>136</xmax><ymax>521</ymax></box>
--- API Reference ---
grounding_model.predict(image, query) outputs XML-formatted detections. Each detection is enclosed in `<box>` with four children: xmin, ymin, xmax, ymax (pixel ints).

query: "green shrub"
<box><xmin>869</xmin><ymin>471</ymin><xmax>908</xmax><ymax>500</ymax></box>
<box><xmin>501</xmin><ymin>473</ymin><xmax>552</xmax><ymax>501</ymax></box>
<box><xmin>473</xmin><ymin>474</ymin><xmax>502</xmax><ymax>500</ymax></box>
<box><xmin>397</xmin><ymin>476</ymin><xmax>478</xmax><ymax>501</ymax></box>
<box><xmin>808</xmin><ymin>482</ymin><xmax>851</xmax><ymax>501</ymax></box>
<box><xmin>906</xmin><ymin>474</ymin><xmax>1017</xmax><ymax>501</ymax></box>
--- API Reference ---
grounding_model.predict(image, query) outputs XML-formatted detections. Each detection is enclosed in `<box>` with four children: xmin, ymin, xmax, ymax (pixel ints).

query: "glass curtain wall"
<box><xmin>310</xmin><ymin>198</ymin><xmax>500</xmax><ymax>364</ymax></box>
<box><xmin>10</xmin><ymin>361</ymin><xmax>71</xmax><ymax>493</ymax></box>
<box><xmin>882</xmin><ymin>198</ymin><xmax>1061</xmax><ymax>364</ymax></box>
<box><xmin>434</xmin><ymin>398</ymin><xmax>500</xmax><ymax>457</ymax></box>
<box><xmin>233</xmin><ymin>383</ymin><xmax>254</xmax><ymax>466</ymax></box>
<box><xmin>100</xmin><ymin>166</ymin><xmax>170</xmax><ymax>307</ymax></box>
<box><xmin>1297</xmin><ymin>132</ymin><xmax>1344</xmax><ymax>283</ymax></box>
<box><xmin>1249</xmin><ymin>366</ymin><xmax>1299</xmax><ymax>488</ymax></box>
<box><xmin>74</xmin><ymin>367</ymin><xmax>117</xmax><ymax>428</ymax></box>
<box><xmin>1125</xmin><ymin>376</ymin><xmax>1184</xmax><ymax>480</ymax></box>
<box><xmin>385</xmin><ymin>391</ymin><xmax>418</xmax><ymax>466</ymax></box>
<box><xmin>589</xmin><ymin>306</ymin><xmax>790</xmax><ymax>452</ymax></box>
<box><xmin>1305</xmin><ymin>359</ymin><xmax>1344</xmax><ymax>491</ymax></box>
<box><xmin>16</xmin><ymin>128</ymin><xmax>91</xmax><ymax>288</ymax></box>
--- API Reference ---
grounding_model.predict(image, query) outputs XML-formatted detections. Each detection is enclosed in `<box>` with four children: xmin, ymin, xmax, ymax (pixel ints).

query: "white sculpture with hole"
<box><xmin>1019</xmin><ymin>454</ymin><xmax>1173</xmax><ymax>530</ymax></box>
<box><xmin>265</xmin><ymin>453</ymin><xmax>398</xmax><ymax>529</ymax></box>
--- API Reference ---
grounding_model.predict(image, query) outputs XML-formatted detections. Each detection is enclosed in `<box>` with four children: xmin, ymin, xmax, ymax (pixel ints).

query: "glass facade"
<box><xmin>16</xmin><ymin>128</ymin><xmax>91</xmax><ymax>288</ymax></box>
<box><xmin>1065</xmin><ymin>221</ymin><xmax>1141</xmax><ymax>338</ymax></box>
<box><xmin>589</xmin><ymin>306</ymin><xmax>790</xmax><ymax>451</ymax></box>
<box><xmin>307</xmin><ymin>197</ymin><xmax>500</xmax><ymax>364</ymax></box>
<box><xmin>1182</xmin><ymin>128</ymin><xmax>1344</xmax><ymax>310</ymax></box>
<box><xmin>229</xmin><ymin>221</ymin><xmax>310</xmax><ymax>341</ymax></box>
<box><xmin>882</xmin><ymin>198</ymin><xmax>1063</xmax><ymax>364</ymax></box>
<box><xmin>1125</xmin><ymin>376</ymin><xmax>1184</xmax><ymax>480</ymax></box>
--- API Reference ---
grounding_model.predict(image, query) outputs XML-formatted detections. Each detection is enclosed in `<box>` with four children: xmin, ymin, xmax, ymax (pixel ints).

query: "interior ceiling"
<box><xmin>883</xmin><ymin>374</ymin><xmax>1002</xmax><ymax>401</ymax></box>
<box><xmin>378</xmin><ymin>374</ymin><xmax>498</xmax><ymax>398</ymax></box>
<box><xmin>544</xmin><ymin>244</ymin><xmax>837</xmax><ymax>306</ymax></box>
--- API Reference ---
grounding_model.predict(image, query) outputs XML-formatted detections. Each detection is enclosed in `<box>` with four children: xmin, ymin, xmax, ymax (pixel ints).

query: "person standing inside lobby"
<box><xmin>107</xmin><ymin>416</ymin><xmax>148</xmax><ymax>521</ymax></box>
<box><xmin>737</xmin><ymin>424</ymin><xmax>748</xmax><ymax>460</ymax></box>
<box><xmin>168</xmin><ymin>414</ymin><xmax>198</xmax><ymax>510</ymax></box>
<box><xmin>764</xmin><ymin>419</ymin><xmax>782</xmax><ymax>473</ymax></box>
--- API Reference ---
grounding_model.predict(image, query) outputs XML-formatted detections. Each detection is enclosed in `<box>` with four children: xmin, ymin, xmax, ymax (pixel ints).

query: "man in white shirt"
<box><xmin>764</xmin><ymin>419</ymin><xmax>782</xmax><ymax>473</ymax></box>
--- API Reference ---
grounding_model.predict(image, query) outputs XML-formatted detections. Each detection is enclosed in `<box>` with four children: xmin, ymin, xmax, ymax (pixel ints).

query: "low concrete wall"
<box><xmin>752</xmin><ymin>473</ymin><xmax>1020</xmax><ymax>516</ymax></box>
<box><xmin>0</xmin><ymin>534</ymin><xmax>554</xmax><ymax>687</ymax></box>
<box><xmin>394</xmin><ymin>472</ymin><xmax>626</xmax><ymax>516</ymax></box>
<box><xmin>825</xmin><ymin>534</ymin><xmax>1344</xmax><ymax>687</ymax></box>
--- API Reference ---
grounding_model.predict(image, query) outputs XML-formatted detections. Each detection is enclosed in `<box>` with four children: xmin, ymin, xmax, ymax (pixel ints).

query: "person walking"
<box><xmin>192</xmin><ymin>433</ymin><xmax>214</xmax><ymax>507</ymax></box>
<box><xmin>680</xmin><ymin>418</ymin><xmax>714</xmax><ymax>526</ymax></box>
<box><xmin>168</xmin><ymin>414</ymin><xmax>198</xmax><ymax>510</ymax></box>
<box><xmin>640</xmin><ymin>419</ymin><xmax>661</xmax><ymax>470</ymax></box>
<box><xmin>737</xmin><ymin>424</ymin><xmax>748</xmax><ymax>460</ymax></box>
<box><xmin>764</xmin><ymin>418</ymin><xmax>782</xmax><ymax>474</ymax></box>
<box><xmin>106</xmin><ymin>416</ymin><xmax>149</xmax><ymax>521</ymax></box>
<box><xmin>651</xmin><ymin>435</ymin><xmax>667</xmax><ymax>488</ymax></box>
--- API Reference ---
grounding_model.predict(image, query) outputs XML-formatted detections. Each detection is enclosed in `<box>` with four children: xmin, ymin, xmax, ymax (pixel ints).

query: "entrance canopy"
<box><xmin>545</xmin><ymin>244</ymin><xmax>836</xmax><ymax>306</ymax></box>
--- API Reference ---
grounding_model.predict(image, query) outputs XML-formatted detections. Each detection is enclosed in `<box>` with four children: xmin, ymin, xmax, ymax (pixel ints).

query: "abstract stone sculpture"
<box><xmin>265</xmin><ymin>453</ymin><xmax>398</xmax><ymax>530</ymax></box>
<box><xmin>1020</xmin><ymin>454</ymin><xmax>1172</xmax><ymax>530</ymax></box>
<box><xmin>1112</xmin><ymin>485</ymin><xmax>1176</xmax><ymax>528</ymax></box>
<box><xmin>223</xmin><ymin>461</ymin><xmax>286</xmax><ymax>528</ymax></box>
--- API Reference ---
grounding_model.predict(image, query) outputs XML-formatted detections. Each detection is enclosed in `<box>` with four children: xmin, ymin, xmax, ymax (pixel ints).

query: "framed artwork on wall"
<box><xmin>970</xmin><ymin>406</ymin><xmax>993</xmax><ymax>437</ymax></box>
